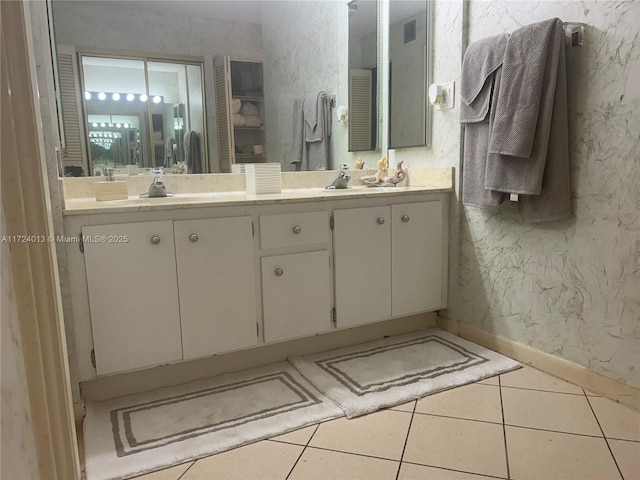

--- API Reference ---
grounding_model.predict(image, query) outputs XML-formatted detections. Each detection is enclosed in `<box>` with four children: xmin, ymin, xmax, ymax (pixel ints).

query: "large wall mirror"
<box><xmin>348</xmin><ymin>0</ymin><xmax>378</xmax><ymax>152</ymax></box>
<box><xmin>388</xmin><ymin>1</ymin><xmax>431</xmax><ymax>149</ymax></box>
<box><xmin>44</xmin><ymin>0</ymin><xmax>430</xmax><ymax>176</ymax></box>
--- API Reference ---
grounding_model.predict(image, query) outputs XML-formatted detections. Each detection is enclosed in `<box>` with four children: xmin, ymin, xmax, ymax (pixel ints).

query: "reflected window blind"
<box><xmin>57</xmin><ymin>48</ymin><xmax>86</xmax><ymax>169</ymax></box>
<box><xmin>215</xmin><ymin>61</ymin><xmax>232</xmax><ymax>173</ymax></box>
<box><xmin>349</xmin><ymin>69</ymin><xmax>372</xmax><ymax>151</ymax></box>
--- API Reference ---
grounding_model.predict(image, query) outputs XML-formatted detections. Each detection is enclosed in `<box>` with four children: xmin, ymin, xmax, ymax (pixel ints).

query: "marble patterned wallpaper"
<box><xmin>441</xmin><ymin>1</ymin><xmax>640</xmax><ymax>387</ymax></box>
<box><xmin>261</xmin><ymin>1</ymin><xmax>349</xmax><ymax>171</ymax></box>
<box><xmin>1</xmin><ymin>205</ymin><xmax>40</xmax><ymax>479</ymax></box>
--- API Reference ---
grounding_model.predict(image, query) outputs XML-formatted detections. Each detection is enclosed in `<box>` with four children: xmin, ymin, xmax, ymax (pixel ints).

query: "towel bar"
<box><xmin>563</xmin><ymin>22</ymin><xmax>586</xmax><ymax>47</ymax></box>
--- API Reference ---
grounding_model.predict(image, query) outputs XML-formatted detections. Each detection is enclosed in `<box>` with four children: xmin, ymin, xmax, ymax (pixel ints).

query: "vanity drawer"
<box><xmin>260</xmin><ymin>211</ymin><xmax>329</xmax><ymax>249</ymax></box>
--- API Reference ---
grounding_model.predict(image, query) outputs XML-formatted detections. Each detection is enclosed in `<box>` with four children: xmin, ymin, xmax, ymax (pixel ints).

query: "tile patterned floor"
<box><xmin>127</xmin><ymin>366</ymin><xmax>639</xmax><ymax>480</ymax></box>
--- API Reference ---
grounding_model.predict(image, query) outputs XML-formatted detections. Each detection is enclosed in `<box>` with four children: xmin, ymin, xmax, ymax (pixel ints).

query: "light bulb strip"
<box><xmin>83</xmin><ymin>91</ymin><xmax>163</xmax><ymax>103</ymax></box>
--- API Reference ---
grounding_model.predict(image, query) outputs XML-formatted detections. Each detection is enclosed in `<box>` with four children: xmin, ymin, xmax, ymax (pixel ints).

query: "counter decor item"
<box><xmin>361</xmin><ymin>156</ymin><xmax>389</xmax><ymax>185</ymax></box>
<box><xmin>245</xmin><ymin>162</ymin><xmax>282</xmax><ymax>194</ymax></box>
<box><xmin>363</xmin><ymin>159</ymin><xmax>407</xmax><ymax>187</ymax></box>
<box><xmin>94</xmin><ymin>167</ymin><xmax>128</xmax><ymax>201</ymax></box>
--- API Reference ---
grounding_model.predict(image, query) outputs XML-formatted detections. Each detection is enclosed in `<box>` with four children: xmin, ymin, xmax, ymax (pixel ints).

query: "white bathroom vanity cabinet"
<box><xmin>64</xmin><ymin>189</ymin><xmax>449</xmax><ymax>379</ymax></box>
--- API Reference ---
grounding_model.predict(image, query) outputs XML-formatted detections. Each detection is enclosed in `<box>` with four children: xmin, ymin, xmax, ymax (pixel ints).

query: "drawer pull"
<box><xmin>150</xmin><ymin>235</ymin><xmax>161</xmax><ymax>245</ymax></box>
<box><xmin>377</xmin><ymin>217</ymin><xmax>385</xmax><ymax>225</ymax></box>
<box><xmin>275</xmin><ymin>268</ymin><xmax>284</xmax><ymax>277</ymax></box>
<box><xmin>292</xmin><ymin>225</ymin><xmax>302</xmax><ymax>234</ymax></box>
<box><xmin>189</xmin><ymin>233</ymin><xmax>199</xmax><ymax>243</ymax></box>
<box><xmin>402</xmin><ymin>215</ymin><xmax>410</xmax><ymax>223</ymax></box>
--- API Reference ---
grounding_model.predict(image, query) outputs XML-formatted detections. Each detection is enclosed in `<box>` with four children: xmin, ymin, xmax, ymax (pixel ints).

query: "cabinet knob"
<box><xmin>275</xmin><ymin>268</ymin><xmax>284</xmax><ymax>277</ymax></box>
<box><xmin>402</xmin><ymin>215</ymin><xmax>410</xmax><ymax>223</ymax></box>
<box><xmin>189</xmin><ymin>233</ymin><xmax>199</xmax><ymax>243</ymax></box>
<box><xmin>292</xmin><ymin>225</ymin><xmax>302</xmax><ymax>234</ymax></box>
<box><xmin>150</xmin><ymin>236</ymin><xmax>161</xmax><ymax>245</ymax></box>
<box><xmin>377</xmin><ymin>217</ymin><xmax>385</xmax><ymax>225</ymax></box>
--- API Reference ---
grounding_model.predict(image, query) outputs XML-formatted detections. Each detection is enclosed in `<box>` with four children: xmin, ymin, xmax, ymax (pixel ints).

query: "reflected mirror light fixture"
<box><xmin>100</xmin><ymin>122</ymin><xmax>106</xmax><ymax>127</ymax></box>
<box><xmin>124</xmin><ymin>123</ymin><xmax>130</xmax><ymax>128</ymax></box>
<box><xmin>84</xmin><ymin>91</ymin><xmax>163</xmax><ymax>104</ymax></box>
<box><xmin>92</xmin><ymin>122</ymin><xmax>98</xmax><ymax>127</ymax></box>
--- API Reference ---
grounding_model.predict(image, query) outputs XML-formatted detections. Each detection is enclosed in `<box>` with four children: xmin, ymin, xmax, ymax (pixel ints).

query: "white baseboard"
<box><xmin>437</xmin><ymin>316</ymin><xmax>639</xmax><ymax>411</ymax></box>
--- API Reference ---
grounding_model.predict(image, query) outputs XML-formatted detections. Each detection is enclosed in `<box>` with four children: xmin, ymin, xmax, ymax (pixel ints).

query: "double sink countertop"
<box><xmin>61</xmin><ymin>167</ymin><xmax>454</xmax><ymax>216</ymax></box>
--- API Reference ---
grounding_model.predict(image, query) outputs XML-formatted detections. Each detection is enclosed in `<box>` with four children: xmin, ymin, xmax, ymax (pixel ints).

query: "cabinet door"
<box><xmin>174</xmin><ymin>217</ymin><xmax>257</xmax><ymax>360</ymax></box>
<box><xmin>333</xmin><ymin>206</ymin><xmax>391</xmax><ymax>327</ymax></box>
<box><xmin>391</xmin><ymin>201</ymin><xmax>443</xmax><ymax>316</ymax></box>
<box><xmin>82</xmin><ymin>221</ymin><xmax>182</xmax><ymax>375</ymax></box>
<box><xmin>261</xmin><ymin>251</ymin><xmax>332</xmax><ymax>343</ymax></box>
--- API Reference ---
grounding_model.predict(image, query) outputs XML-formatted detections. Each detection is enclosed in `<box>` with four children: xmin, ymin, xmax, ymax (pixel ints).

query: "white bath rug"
<box><xmin>83</xmin><ymin>362</ymin><xmax>343</xmax><ymax>480</ymax></box>
<box><xmin>289</xmin><ymin>328</ymin><xmax>520</xmax><ymax>418</ymax></box>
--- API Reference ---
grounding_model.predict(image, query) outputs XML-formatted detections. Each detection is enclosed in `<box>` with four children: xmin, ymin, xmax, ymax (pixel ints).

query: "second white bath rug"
<box><xmin>289</xmin><ymin>328</ymin><xmax>520</xmax><ymax>418</ymax></box>
<box><xmin>83</xmin><ymin>362</ymin><xmax>343</xmax><ymax>480</ymax></box>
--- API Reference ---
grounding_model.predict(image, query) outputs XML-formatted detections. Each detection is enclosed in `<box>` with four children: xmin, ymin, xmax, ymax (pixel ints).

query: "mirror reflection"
<box><xmin>388</xmin><ymin>1</ymin><xmax>430</xmax><ymax>149</ymax></box>
<box><xmin>79</xmin><ymin>56</ymin><xmax>206</xmax><ymax>176</ymax></box>
<box><xmin>48</xmin><ymin>0</ymin><xmax>431</xmax><ymax>177</ymax></box>
<box><xmin>348</xmin><ymin>0</ymin><xmax>378</xmax><ymax>152</ymax></box>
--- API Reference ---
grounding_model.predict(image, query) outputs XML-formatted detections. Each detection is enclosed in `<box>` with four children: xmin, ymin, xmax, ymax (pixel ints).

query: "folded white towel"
<box><xmin>233</xmin><ymin>113</ymin><xmax>247</xmax><ymax>127</ymax></box>
<box><xmin>241</xmin><ymin>101</ymin><xmax>258</xmax><ymax>116</ymax></box>
<box><xmin>244</xmin><ymin>115</ymin><xmax>263</xmax><ymax>127</ymax></box>
<box><xmin>231</xmin><ymin>98</ymin><xmax>241</xmax><ymax>114</ymax></box>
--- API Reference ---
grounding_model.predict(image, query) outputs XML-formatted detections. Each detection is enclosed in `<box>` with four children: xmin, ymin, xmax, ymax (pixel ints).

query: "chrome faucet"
<box><xmin>139</xmin><ymin>173</ymin><xmax>173</xmax><ymax>198</ymax></box>
<box><xmin>147</xmin><ymin>176</ymin><xmax>168</xmax><ymax>197</ymax></box>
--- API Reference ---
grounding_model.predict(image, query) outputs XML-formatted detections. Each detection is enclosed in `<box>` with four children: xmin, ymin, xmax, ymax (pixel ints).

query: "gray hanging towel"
<box><xmin>292</xmin><ymin>92</ymin><xmax>332</xmax><ymax>171</ymax></box>
<box><xmin>518</xmin><ymin>35</ymin><xmax>571</xmax><ymax>222</ymax></box>
<box><xmin>485</xmin><ymin>18</ymin><xmax>565</xmax><ymax>195</ymax></box>
<box><xmin>460</xmin><ymin>34</ymin><xmax>509</xmax><ymax>208</ymax></box>
<box><xmin>291</xmin><ymin>98</ymin><xmax>305</xmax><ymax>170</ymax></box>
<box><xmin>184</xmin><ymin>130</ymin><xmax>202</xmax><ymax>174</ymax></box>
<box><xmin>460</xmin><ymin>34</ymin><xmax>509</xmax><ymax>122</ymax></box>
<box><xmin>165</xmin><ymin>137</ymin><xmax>176</xmax><ymax>165</ymax></box>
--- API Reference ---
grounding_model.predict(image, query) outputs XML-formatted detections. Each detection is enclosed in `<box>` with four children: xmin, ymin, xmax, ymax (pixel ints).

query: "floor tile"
<box><xmin>388</xmin><ymin>400</ymin><xmax>416</xmax><ymax>413</ymax></box>
<box><xmin>477</xmin><ymin>375</ymin><xmax>499</xmax><ymax>386</ymax></box>
<box><xmin>506</xmin><ymin>426</ymin><xmax>621</xmax><ymax>480</ymax></box>
<box><xmin>403</xmin><ymin>415</ymin><xmax>507</xmax><ymax>478</ymax></box>
<box><xmin>609</xmin><ymin>439</ymin><xmax>640</xmax><ymax>480</ymax></box>
<box><xmin>500</xmin><ymin>366</ymin><xmax>583</xmax><ymax>394</ymax></box>
<box><xmin>309</xmin><ymin>409</ymin><xmax>412</xmax><ymax>461</ymax></box>
<box><xmin>502</xmin><ymin>387</ymin><xmax>601</xmax><ymax>436</ymax></box>
<box><xmin>415</xmin><ymin>383</ymin><xmax>502</xmax><ymax>424</ymax></box>
<box><xmin>584</xmin><ymin>388</ymin><xmax>602</xmax><ymax>397</ymax></box>
<box><xmin>181</xmin><ymin>440</ymin><xmax>302</xmax><ymax>480</ymax></box>
<box><xmin>132</xmin><ymin>462</ymin><xmax>194</xmax><ymax>480</ymax></box>
<box><xmin>589</xmin><ymin>396</ymin><xmax>640</xmax><ymax>441</ymax></box>
<box><xmin>269</xmin><ymin>424</ymin><xmax>317</xmax><ymax>445</ymax></box>
<box><xmin>288</xmin><ymin>447</ymin><xmax>398</xmax><ymax>480</ymax></box>
<box><xmin>398</xmin><ymin>462</ymin><xmax>500</xmax><ymax>479</ymax></box>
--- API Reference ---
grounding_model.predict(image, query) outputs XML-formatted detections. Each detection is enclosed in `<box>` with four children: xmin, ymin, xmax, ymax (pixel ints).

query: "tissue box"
<box><xmin>95</xmin><ymin>181</ymin><xmax>128</xmax><ymax>201</ymax></box>
<box><xmin>245</xmin><ymin>163</ymin><xmax>282</xmax><ymax>194</ymax></box>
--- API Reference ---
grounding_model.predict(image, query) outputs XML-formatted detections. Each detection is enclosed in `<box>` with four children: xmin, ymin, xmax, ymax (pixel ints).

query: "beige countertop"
<box><xmin>61</xmin><ymin>167</ymin><xmax>454</xmax><ymax>216</ymax></box>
